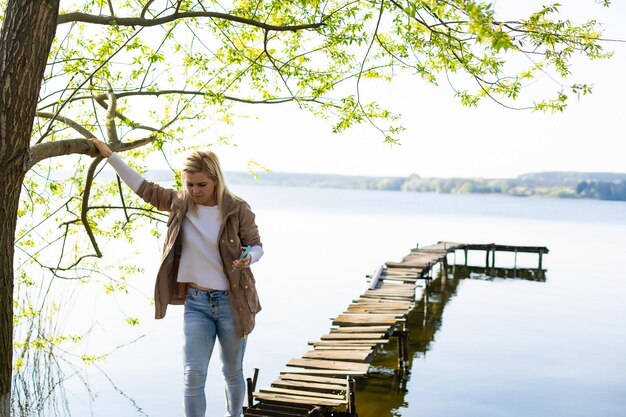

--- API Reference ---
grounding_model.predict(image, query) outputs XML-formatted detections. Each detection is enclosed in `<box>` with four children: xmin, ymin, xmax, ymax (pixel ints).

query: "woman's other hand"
<box><xmin>232</xmin><ymin>247</ymin><xmax>252</xmax><ymax>271</ymax></box>
<box><xmin>90</xmin><ymin>138</ymin><xmax>113</xmax><ymax>157</ymax></box>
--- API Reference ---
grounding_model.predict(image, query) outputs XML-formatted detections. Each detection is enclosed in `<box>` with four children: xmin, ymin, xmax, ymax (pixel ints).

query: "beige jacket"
<box><xmin>136</xmin><ymin>180</ymin><xmax>262</xmax><ymax>337</ymax></box>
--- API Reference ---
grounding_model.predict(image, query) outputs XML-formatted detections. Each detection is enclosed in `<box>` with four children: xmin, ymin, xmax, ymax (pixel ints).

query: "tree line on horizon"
<box><xmin>225</xmin><ymin>171</ymin><xmax>626</xmax><ymax>201</ymax></box>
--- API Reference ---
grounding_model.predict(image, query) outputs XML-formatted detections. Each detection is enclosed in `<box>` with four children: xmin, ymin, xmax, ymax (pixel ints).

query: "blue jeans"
<box><xmin>183</xmin><ymin>288</ymin><xmax>246</xmax><ymax>417</ymax></box>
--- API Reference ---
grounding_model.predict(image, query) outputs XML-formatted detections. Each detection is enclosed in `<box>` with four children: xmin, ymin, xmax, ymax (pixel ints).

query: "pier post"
<box><xmin>397</xmin><ymin>330</ymin><xmax>404</xmax><ymax>370</ymax></box>
<box><xmin>252</xmin><ymin>368</ymin><xmax>259</xmax><ymax>393</ymax></box>
<box><xmin>246</xmin><ymin>378</ymin><xmax>253</xmax><ymax>409</ymax></box>
<box><xmin>464</xmin><ymin>249</ymin><xmax>468</xmax><ymax>266</ymax></box>
<box><xmin>347</xmin><ymin>377</ymin><xmax>358</xmax><ymax>417</ymax></box>
<box><xmin>402</xmin><ymin>331</ymin><xmax>409</xmax><ymax>369</ymax></box>
<box><xmin>453</xmin><ymin>250</ymin><xmax>457</xmax><ymax>276</ymax></box>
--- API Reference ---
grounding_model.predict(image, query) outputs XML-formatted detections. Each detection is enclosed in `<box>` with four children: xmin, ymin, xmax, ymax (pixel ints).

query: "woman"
<box><xmin>91</xmin><ymin>138</ymin><xmax>263</xmax><ymax>417</ymax></box>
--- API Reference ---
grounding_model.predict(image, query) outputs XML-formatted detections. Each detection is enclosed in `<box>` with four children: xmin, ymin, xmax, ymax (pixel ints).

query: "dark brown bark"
<box><xmin>0</xmin><ymin>1</ymin><xmax>59</xmax><ymax>416</ymax></box>
<box><xmin>57</xmin><ymin>10</ymin><xmax>323</xmax><ymax>32</ymax></box>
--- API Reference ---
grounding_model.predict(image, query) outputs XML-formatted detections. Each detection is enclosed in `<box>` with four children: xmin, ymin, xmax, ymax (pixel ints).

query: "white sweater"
<box><xmin>107</xmin><ymin>153</ymin><xmax>263</xmax><ymax>290</ymax></box>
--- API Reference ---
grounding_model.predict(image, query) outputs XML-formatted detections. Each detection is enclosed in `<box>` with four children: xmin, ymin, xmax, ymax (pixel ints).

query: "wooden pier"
<box><xmin>244</xmin><ymin>241</ymin><xmax>548</xmax><ymax>417</ymax></box>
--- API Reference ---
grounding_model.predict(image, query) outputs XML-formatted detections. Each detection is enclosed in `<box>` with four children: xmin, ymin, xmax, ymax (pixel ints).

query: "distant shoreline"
<box><xmin>222</xmin><ymin>170</ymin><xmax>626</xmax><ymax>202</ymax></box>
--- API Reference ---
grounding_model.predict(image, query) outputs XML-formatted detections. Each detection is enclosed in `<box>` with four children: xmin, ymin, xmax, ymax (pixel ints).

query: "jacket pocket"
<box><xmin>241</xmin><ymin>274</ymin><xmax>261</xmax><ymax>314</ymax></box>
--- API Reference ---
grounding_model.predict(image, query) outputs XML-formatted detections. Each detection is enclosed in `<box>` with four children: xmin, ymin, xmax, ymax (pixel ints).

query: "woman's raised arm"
<box><xmin>90</xmin><ymin>138</ymin><xmax>144</xmax><ymax>192</ymax></box>
<box><xmin>90</xmin><ymin>138</ymin><xmax>178</xmax><ymax>211</ymax></box>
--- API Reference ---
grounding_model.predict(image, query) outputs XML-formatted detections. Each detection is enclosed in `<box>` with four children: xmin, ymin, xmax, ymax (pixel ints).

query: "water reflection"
<box><xmin>11</xmin><ymin>293</ymin><xmax>147</xmax><ymax>417</ymax></box>
<box><xmin>354</xmin><ymin>263</ymin><xmax>547</xmax><ymax>417</ymax></box>
<box><xmin>455</xmin><ymin>265</ymin><xmax>546</xmax><ymax>282</ymax></box>
<box><xmin>12</xmin><ymin>346</ymin><xmax>147</xmax><ymax>417</ymax></box>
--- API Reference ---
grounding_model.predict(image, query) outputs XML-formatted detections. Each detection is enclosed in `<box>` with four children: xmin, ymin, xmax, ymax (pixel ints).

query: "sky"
<box><xmin>166</xmin><ymin>1</ymin><xmax>626</xmax><ymax>180</ymax></box>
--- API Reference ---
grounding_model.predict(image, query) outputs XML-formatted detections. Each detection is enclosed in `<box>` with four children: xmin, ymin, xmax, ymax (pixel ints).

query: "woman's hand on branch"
<box><xmin>90</xmin><ymin>138</ymin><xmax>113</xmax><ymax>157</ymax></box>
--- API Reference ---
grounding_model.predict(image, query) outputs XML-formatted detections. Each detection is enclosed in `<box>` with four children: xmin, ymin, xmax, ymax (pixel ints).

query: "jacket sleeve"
<box><xmin>238</xmin><ymin>202</ymin><xmax>262</xmax><ymax>248</ymax></box>
<box><xmin>106</xmin><ymin>153</ymin><xmax>144</xmax><ymax>192</ymax></box>
<box><xmin>136</xmin><ymin>180</ymin><xmax>181</xmax><ymax>212</ymax></box>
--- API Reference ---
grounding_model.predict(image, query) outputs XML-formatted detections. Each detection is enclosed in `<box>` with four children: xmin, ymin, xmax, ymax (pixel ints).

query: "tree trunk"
<box><xmin>0</xmin><ymin>1</ymin><xmax>59</xmax><ymax>416</ymax></box>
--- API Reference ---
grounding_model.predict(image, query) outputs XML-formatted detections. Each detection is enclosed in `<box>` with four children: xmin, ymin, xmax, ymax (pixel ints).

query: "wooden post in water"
<box><xmin>246</xmin><ymin>378</ymin><xmax>253</xmax><ymax>409</ymax></box>
<box><xmin>402</xmin><ymin>330</ymin><xmax>409</xmax><ymax>370</ymax></box>
<box><xmin>441</xmin><ymin>258</ymin><xmax>448</xmax><ymax>292</ymax></box>
<box><xmin>396</xmin><ymin>330</ymin><xmax>404</xmax><ymax>370</ymax></box>
<box><xmin>464</xmin><ymin>249</ymin><xmax>468</xmax><ymax>266</ymax></box>
<box><xmin>347</xmin><ymin>377</ymin><xmax>357</xmax><ymax>417</ymax></box>
<box><xmin>451</xmin><ymin>255</ymin><xmax>457</xmax><ymax>280</ymax></box>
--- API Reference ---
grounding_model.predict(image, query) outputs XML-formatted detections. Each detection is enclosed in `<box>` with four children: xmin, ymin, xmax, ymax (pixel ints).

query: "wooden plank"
<box><xmin>245</xmin><ymin>409</ymin><xmax>307</xmax><ymax>417</ymax></box>
<box><xmin>402</xmin><ymin>251</ymin><xmax>444</xmax><ymax>262</ymax></box>
<box><xmin>246</xmin><ymin>403</ymin><xmax>313</xmax><ymax>417</ymax></box>
<box><xmin>335</xmin><ymin>313</ymin><xmax>401</xmax><ymax>318</ymax></box>
<box><xmin>360</xmin><ymin>294</ymin><xmax>414</xmax><ymax>301</ymax></box>
<box><xmin>354</xmin><ymin>298</ymin><xmax>413</xmax><ymax>306</ymax></box>
<box><xmin>348</xmin><ymin>303</ymin><xmax>410</xmax><ymax>307</ymax></box>
<box><xmin>281</xmin><ymin>369</ymin><xmax>363</xmax><ymax>376</ymax></box>
<box><xmin>321</xmin><ymin>333</ymin><xmax>385</xmax><ymax>340</ymax></box>
<box><xmin>332</xmin><ymin>313</ymin><xmax>399</xmax><ymax>325</ymax></box>
<box><xmin>365</xmin><ymin>290</ymin><xmax>415</xmax><ymax>296</ymax></box>
<box><xmin>380</xmin><ymin>276</ymin><xmax>418</xmax><ymax>283</ymax></box>
<box><xmin>253</xmin><ymin>392</ymin><xmax>346</xmax><ymax>407</ymax></box>
<box><xmin>383</xmin><ymin>270</ymin><xmax>420</xmax><ymax>275</ymax></box>
<box><xmin>350</xmin><ymin>304</ymin><xmax>410</xmax><ymax>308</ymax></box>
<box><xmin>310</xmin><ymin>340</ymin><xmax>387</xmax><ymax>347</ymax></box>
<box><xmin>314</xmin><ymin>346</ymin><xmax>373</xmax><ymax>351</ymax></box>
<box><xmin>378</xmin><ymin>282</ymin><xmax>416</xmax><ymax>289</ymax></box>
<box><xmin>280</xmin><ymin>373</ymin><xmax>348</xmax><ymax>385</ymax></box>
<box><xmin>382</xmin><ymin>272</ymin><xmax>419</xmax><ymax>277</ymax></box>
<box><xmin>272</xmin><ymin>379</ymin><xmax>347</xmax><ymax>392</ymax></box>
<box><xmin>346</xmin><ymin>306</ymin><xmax>408</xmax><ymax>314</ymax></box>
<box><xmin>303</xmin><ymin>350</ymin><xmax>371</xmax><ymax>362</ymax></box>
<box><xmin>287</xmin><ymin>358</ymin><xmax>370</xmax><ymax>373</ymax></box>
<box><xmin>374</xmin><ymin>289</ymin><xmax>415</xmax><ymax>294</ymax></box>
<box><xmin>259</xmin><ymin>387</ymin><xmax>345</xmax><ymax>400</ymax></box>
<box><xmin>380</xmin><ymin>265</ymin><xmax>430</xmax><ymax>278</ymax></box>
<box><xmin>386</xmin><ymin>262</ymin><xmax>431</xmax><ymax>269</ymax></box>
<box><xmin>331</xmin><ymin>325</ymin><xmax>391</xmax><ymax>333</ymax></box>
<box><xmin>364</xmin><ymin>291</ymin><xmax>414</xmax><ymax>297</ymax></box>
<box><xmin>381</xmin><ymin>275</ymin><xmax>418</xmax><ymax>279</ymax></box>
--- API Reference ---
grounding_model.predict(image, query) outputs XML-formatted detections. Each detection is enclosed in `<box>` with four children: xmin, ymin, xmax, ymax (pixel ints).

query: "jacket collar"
<box><xmin>221</xmin><ymin>192</ymin><xmax>243</xmax><ymax>218</ymax></box>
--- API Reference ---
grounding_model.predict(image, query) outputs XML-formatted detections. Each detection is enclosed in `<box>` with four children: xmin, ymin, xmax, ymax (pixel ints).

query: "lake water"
<box><xmin>32</xmin><ymin>185</ymin><xmax>626</xmax><ymax>417</ymax></box>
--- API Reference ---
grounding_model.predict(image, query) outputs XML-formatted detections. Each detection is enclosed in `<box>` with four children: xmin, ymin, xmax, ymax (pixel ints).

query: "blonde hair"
<box><xmin>182</xmin><ymin>150</ymin><xmax>240</xmax><ymax>218</ymax></box>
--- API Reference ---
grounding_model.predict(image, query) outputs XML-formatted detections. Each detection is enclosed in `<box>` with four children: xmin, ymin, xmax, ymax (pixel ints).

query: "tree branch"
<box><xmin>57</xmin><ymin>11</ymin><xmax>324</xmax><ymax>32</ymax></box>
<box><xmin>36</xmin><ymin>29</ymin><xmax>143</xmax><ymax>144</ymax></box>
<box><xmin>106</xmin><ymin>0</ymin><xmax>115</xmax><ymax>16</ymax></box>
<box><xmin>28</xmin><ymin>136</ymin><xmax>157</xmax><ymax>171</ymax></box>
<box><xmin>140</xmin><ymin>0</ymin><xmax>156</xmax><ymax>19</ymax></box>
<box><xmin>113</xmin><ymin>90</ymin><xmax>309</xmax><ymax>104</ymax></box>
<box><xmin>90</xmin><ymin>96</ymin><xmax>160</xmax><ymax>133</ymax></box>
<box><xmin>116</xmin><ymin>176</ymin><xmax>130</xmax><ymax>223</ymax></box>
<box><xmin>35</xmin><ymin>112</ymin><xmax>95</xmax><ymax>139</ymax></box>
<box><xmin>81</xmin><ymin>157</ymin><xmax>104</xmax><ymax>258</ymax></box>
<box><xmin>104</xmin><ymin>84</ymin><xmax>120</xmax><ymax>143</ymax></box>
